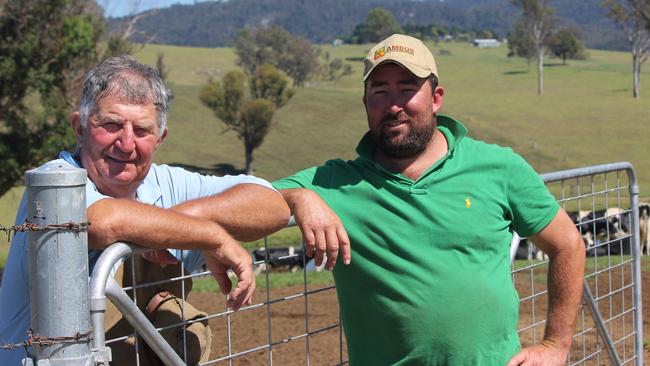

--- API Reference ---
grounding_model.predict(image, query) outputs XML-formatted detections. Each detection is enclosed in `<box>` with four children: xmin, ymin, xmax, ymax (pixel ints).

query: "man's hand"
<box><xmin>280</xmin><ymin>188</ymin><xmax>351</xmax><ymax>270</ymax></box>
<box><xmin>203</xmin><ymin>241</ymin><xmax>255</xmax><ymax>311</ymax></box>
<box><xmin>506</xmin><ymin>342</ymin><xmax>568</xmax><ymax>366</ymax></box>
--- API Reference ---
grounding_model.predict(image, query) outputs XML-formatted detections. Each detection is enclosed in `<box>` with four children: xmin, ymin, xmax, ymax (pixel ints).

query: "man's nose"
<box><xmin>115</xmin><ymin>125</ymin><xmax>135</xmax><ymax>152</ymax></box>
<box><xmin>388</xmin><ymin>96</ymin><xmax>405</xmax><ymax>115</ymax></box>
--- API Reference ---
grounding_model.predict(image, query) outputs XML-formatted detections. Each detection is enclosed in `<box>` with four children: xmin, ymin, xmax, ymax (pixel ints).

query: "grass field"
<box><xmin>1</xmin><ymin>41</ymin><xmax>649</xmax><ymax>265</ymax></box>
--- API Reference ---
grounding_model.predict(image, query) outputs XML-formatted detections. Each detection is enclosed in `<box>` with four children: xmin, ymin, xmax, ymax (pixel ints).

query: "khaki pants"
<box><xmin>104</xmin><ymin>256</ymin><xmax>211</xmax><ymax>366</ymax></box>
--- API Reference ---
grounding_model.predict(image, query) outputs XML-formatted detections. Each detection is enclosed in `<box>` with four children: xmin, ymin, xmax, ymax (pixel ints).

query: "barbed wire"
<box><xmin>0</xmin><ymin>221</ymin><xmax>90</xmax><ymax>242</ymax></box>
<box><xmin>0</xmin><ymin>329</ymin><xmax>92</xmax><ymax>350</ymax></box>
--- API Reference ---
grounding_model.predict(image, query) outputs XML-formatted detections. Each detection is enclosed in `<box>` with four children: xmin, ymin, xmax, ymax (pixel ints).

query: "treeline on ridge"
<box><xmin>115</xmin><ymin>0</ymin><xmax>627</xmax><ymax>51</ymax></box>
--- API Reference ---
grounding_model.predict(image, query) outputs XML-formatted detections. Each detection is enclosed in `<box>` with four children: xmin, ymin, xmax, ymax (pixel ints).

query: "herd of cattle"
<box><xmin>516</xmin><ymin>203</ymin><xmax>650</xmax><ymax>260</ymax></box>
<box><xmin>252</xmin><ymin>203</ymin><xmax>650</xmax><ymax>273</ymax></box>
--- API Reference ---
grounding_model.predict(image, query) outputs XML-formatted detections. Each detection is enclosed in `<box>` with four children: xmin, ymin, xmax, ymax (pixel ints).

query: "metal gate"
<box><xmin>16</xmin><ymin>162</ymin><xmax>645</xmax><ymax>365</ymax></box>
<box><xmin>513</xmin><ymin>162</ymin><xmax>644</xmax><ymax>366</ymax></box>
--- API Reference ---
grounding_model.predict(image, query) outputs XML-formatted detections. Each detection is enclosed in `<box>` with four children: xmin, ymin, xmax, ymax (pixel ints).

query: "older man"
<box><xmin>0</xmin><ymin>55</ymin><xmax>290</xmax><ymax>365</ymax></box>
<box><xmin>274</xmin><ymin>34</ymin><xmax>585</xmax><ymax>365</ymax></box>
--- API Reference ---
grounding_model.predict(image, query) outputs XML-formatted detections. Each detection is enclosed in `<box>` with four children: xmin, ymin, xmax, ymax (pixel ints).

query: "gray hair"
<box><xmin>79</xmin><ymin>55</ymin><xmax>172</xmax><ymax>134</ymax></box>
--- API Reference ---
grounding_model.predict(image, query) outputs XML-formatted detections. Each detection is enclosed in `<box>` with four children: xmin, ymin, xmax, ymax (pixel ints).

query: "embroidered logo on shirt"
<box><xmin>465</xmin><ymin>197</ymin><xmax>472</xmax><ymax>208</ymax></box>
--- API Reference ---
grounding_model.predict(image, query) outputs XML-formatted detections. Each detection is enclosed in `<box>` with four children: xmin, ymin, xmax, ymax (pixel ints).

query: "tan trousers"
<box><xmin>104</xmin><ymin>256</ymin><xmax>211</xmax><ymax>366</ymax></box>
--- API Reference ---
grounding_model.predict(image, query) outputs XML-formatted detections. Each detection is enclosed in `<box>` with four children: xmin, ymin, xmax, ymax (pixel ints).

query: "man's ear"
<box><xmin>156</xmin><ymin>127</ymin><xmax>168</xmax><ymax>148</ymax></box>
<box><xmin>71</xmin><ymin>112</ymin><xmax>83</xmax><ymax>144</ymax></box>
<box><xmin>431</xmin><ymin>86</ymin><xmax>444</xmax><ymax>114</ymax></box>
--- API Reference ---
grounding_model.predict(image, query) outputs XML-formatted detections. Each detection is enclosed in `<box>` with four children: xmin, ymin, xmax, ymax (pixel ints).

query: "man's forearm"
<box><xmin>172</xmin><ymin>184</ymin><xmax>290</xmax><ymax>242</ymax></box>
<box><xmin>87</xmin><ymin>198</ymin><xmax>236</xmax><ymax>251</ymax></box>
<box><xmin>543</xmin><ymin>233</ymin><xmax>586</xmax><ymax>352</ymax></box>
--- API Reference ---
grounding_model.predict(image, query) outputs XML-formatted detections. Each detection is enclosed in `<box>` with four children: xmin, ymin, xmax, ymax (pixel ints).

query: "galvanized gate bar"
<box><xmin>25</xmin><ymin>162</ymin><xmax>94</xmax><ymax>366</ymax></box>
<box><xmin>88</xmin><ymin>242</ymin><xmax>145</xmax><ymax>351</ymax></box>
<box><xmin>510</xmin><ymin>232</ymin><xmax>522</xmax><ymax>264</ymax></box>
<box><xmin>88</xmin><ymin>242</ymin><xmax>186</xmax><ymax>365</ymax></box>
<box><xmin>105</xmin><ymin>277</ymin><xmax>185</xmax><ymax>366</ymax></box>
<box><xmin>581</xmin><ymin>280</ymin><xmax>623</xmax><ymax>366</ymax></box>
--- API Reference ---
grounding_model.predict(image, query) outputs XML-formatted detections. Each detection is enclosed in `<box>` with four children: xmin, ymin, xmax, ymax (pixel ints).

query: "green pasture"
<box><xmin>1</xmin><ymin>41</ymin><xmax>649</xmax><ymax>266</ymax></box>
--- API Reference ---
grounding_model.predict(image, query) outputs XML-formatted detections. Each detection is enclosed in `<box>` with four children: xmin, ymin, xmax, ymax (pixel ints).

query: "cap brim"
<box><xmin>363</xmin><ymin>59</ymin><xmax>433</xmax><ymax>81</ymax></box>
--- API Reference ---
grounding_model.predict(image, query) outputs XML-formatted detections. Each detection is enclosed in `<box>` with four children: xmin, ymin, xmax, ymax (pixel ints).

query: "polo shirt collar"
<box><xmin>135</xmin><ymin>173</ymin><xmax>162</xmax><ymax>205</ymax></box>
<box><xmin>355</xmin><ymin>114</ymin><xmax>468</xmax><ymax>161</ymax></box>
<box><xmin>57</xmin><ymin>150</ymin><xmax>162</xmax><ymax>205</ymax></box>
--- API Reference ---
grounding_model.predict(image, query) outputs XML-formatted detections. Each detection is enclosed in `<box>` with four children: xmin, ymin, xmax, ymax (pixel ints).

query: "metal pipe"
<box><xmin>581</xmin><ymin>281</ymin><xmax>622</xmax><ymax>366</ymax></box>
<box><xmin>25</xmin><ymin>161</ymin><xmax>93</xmax><ymax>365</ymax></box>
<box><xmin>88</xmin><ymin>242</ymin><xmax>144</xmax><ymax>351</ymax></box>
<box><xmin>540</xmin><ymin>162</ymin><xmax>634</xmax><ymax>183</ymax></box>
<box><xmin>105</xmin><ymin>277</ymin><xmax>185</xmax><ymax>366</ymax></box>
<box><xmin>625</xmin><ymin>167</ymin><xmax>644</xmax><ymax>366</ymax></box>
<box><xmin>510</xmin><ymin>232</ymin><xmax>522</xmax><ymax>264</ymax></box>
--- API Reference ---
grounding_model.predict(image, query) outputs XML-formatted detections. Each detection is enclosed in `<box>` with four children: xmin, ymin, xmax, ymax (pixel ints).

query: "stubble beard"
<box><xmin>372</xmin><ymin>115</ymin><xmax>435</xmax><ymax>159</ymax></box>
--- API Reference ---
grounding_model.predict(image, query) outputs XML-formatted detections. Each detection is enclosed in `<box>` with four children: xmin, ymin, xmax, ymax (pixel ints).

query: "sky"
<box><xmin>100</xmin><ymin>0</ymin><xmax>217</xmax><ymax>18</ymax></box>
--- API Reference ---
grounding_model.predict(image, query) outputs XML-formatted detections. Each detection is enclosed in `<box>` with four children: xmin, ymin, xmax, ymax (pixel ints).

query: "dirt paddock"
<box><xmin>188</xmin><ymin>269</ymin><xmax>649</xmax><ymax>366</ymax></box>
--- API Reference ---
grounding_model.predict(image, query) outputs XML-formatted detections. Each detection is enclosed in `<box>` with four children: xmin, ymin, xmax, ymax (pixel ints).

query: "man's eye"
<box><xmin>102</xmin><ymin>122</ymin><xmax>121</xmax><ymax>132</ymax></box>
<box><xmin>135</xmin><ymin>128</ymin><xmax>151</xmax><ymax>136</ymax></box>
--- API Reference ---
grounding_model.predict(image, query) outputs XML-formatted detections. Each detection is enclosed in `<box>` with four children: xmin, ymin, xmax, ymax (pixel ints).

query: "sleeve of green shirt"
<box><xmin>506</xmin><ymin>152</ymin><xmax>560</xmax><ymax>238</ymax></box>
<box><xmin>272</xmin><ymin>161</ymin><xmax>339</xmax><ymax>191</ymax></box>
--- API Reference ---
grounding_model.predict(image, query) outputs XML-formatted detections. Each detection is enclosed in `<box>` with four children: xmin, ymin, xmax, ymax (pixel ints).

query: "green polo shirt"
<box><xmin>273</xmin><ymin>115</ymin><xmax>559</xmax><ymax>365</ymax></box>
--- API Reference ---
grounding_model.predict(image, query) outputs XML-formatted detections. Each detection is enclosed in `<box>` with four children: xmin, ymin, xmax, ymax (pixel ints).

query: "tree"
<box><xmin>318</xmin><ymin>51</ymin><xmax>354</xmax><ymax>82</ymax></box>
<box><xmin>349</xmin><ymin>7</ymin><xmax>403</xmax><ymax>44</ymax></box>
<box><xmin>200</xmin><ymin>65</ymin><xmax>293</xmax><ymax>174</ymax></box>
<box><xmin>510</xmin><ymin>0</ymin><xmax>555</xmax><ymax>94</ymax></box>
<box><xmin>0</xmin><ymin>0</ymin><xmax>103</xmax><ymax>197</ymax></box>
<box><xmin>603</xmin><ymin>0</ymin><xmax>650</xmax><ymax>98</ymax></box>
<box><xmin>234</xmin><ymin>26</ymin><xmax>319</xmax><ymax>87</ymax></box>
<box><xmin>156</xmin><ymin>52</ymin><xmax>170</xmax><ymax>82</ymax></box>
<box><xmin>102</xmin><ymin>11</ymin><xmax>155</xmax><ymax>60</ymax></box>
<box><xmin>546</xmin><ymin>27</ymin><xmax>586</xmax><ymax>64</ymax></box>
<box><xmin>507</xmin><ymin>20</ymin><xmax>537</xmax><ymax>69</ymax></box>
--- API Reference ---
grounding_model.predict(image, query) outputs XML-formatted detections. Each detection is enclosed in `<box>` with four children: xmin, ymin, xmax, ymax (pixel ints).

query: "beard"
<box><xmin>372</xmin><ymin>115</ymin><xmax>435</xmax><ymax>159</ymax></box>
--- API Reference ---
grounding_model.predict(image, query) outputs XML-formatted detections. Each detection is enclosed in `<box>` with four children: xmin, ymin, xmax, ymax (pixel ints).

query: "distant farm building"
<box><xmin>472</xmin><ymin>39</ymin><xmax>501</xmax><ymax>48</ymax></box>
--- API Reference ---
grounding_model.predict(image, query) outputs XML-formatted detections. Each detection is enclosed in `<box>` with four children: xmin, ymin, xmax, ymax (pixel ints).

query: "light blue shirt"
<box><xmin>0</xmin><ymin>151</ymin><xmax>274</xmax><ymax>364</ymax></box>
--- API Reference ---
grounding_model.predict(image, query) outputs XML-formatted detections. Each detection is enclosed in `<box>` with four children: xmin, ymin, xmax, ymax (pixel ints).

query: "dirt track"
<box><xmin>189</xmin><ymin>271</ymin><xmax>649</xmax><ymax>365</ymax></box>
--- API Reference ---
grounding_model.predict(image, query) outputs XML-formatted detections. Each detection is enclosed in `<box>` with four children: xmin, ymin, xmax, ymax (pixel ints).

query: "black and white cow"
<box><xmin>570</xmin><ymin>208</ymin><xmax>632</xmax><ymax>256</ymax></box>
<box><xmin>252</xmin><ymin>246</ymin><xmax>308</xmax><ymax>274</ymax></box>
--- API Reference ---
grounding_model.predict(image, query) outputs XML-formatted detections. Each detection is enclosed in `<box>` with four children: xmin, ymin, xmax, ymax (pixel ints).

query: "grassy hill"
<box><xmin>0</xmin><ymin>41</ymin><xmax>648</xmax><ymax>264</ymax></box>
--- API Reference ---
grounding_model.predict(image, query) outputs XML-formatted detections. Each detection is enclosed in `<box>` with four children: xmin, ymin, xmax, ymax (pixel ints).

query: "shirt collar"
<box><xmin>135</xmin><ymin>173</ymin><xmax>162</xmax><ymax>205</ymax></box>
<box><xmin>355</xmin><ymin>114</ymin><xmax>468</xmax><ymax>161</ymax></box>
<box><xmin>57</xmin><ymin>150</ymin><xmax>162</xmax><ymax>205</ymax></box>
<box><xmin>59</xmin><ymin>150</ymin><xmax>81</xmax><ymax>167</ymax></box>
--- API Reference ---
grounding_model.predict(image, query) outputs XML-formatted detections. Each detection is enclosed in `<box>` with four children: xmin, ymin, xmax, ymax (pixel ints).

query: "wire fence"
<box><xmin>515</xmin><ymin>163</ymin><xmax>644</xmax><ymax>366</ymax></box>
<box><xmin>5</xmin><ymin>162</ymin><xmax>645</xmax><ymax>365</ymax></box>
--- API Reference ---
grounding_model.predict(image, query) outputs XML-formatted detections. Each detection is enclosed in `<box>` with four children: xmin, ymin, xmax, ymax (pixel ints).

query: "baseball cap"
<box><xmin>362</xmin><ymin>34</ymin><xmax>438</xmax><ymax>81</ymax></box>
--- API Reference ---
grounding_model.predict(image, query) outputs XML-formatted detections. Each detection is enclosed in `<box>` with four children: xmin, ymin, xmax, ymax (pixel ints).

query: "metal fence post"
<box><xmin>627</xmin><ymin>168</ymin><xmax>644</xmax><ymax>366</ymax></box>
<box><xmin>25</xmin><ymin>161</ymin><xmax>94</xmax><ymax>366</ymax></box>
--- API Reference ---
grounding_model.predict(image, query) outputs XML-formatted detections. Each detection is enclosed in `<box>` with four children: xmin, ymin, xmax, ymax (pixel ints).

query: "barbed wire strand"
<box><xmin>0</xmin><ymin>221</ymin><xmax>90</xmax><ymax>242</ymax></box>
<box><xmin>0</xmin><ymin>329</ymin><xmax>92</xmax><ymax>350</ymax></box>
